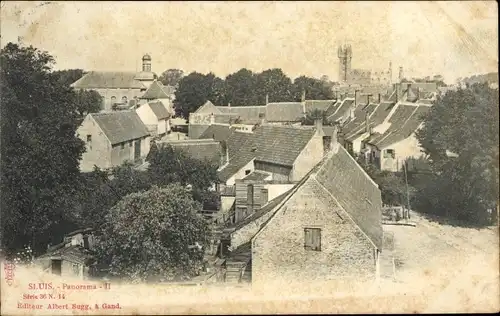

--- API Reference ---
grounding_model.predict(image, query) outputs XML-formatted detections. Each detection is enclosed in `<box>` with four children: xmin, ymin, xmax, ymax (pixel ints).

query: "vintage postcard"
<box><xmin>1</xmin><ymin>1</ymin><xmax>498</xmax><ymax>315</ymax></box>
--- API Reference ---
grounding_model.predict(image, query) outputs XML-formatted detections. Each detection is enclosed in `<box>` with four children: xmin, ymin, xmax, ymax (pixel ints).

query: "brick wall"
<box><xmin>252</xmin><ymin>178</ymin><xmax>377</xmax><ymax>285</ymax></box>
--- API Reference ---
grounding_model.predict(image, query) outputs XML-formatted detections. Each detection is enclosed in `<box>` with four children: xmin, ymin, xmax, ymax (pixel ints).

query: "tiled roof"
<box><xmin>253</xmin><ymin>145</ymin><xmax>383</xmax><ymax>250</ymax></box>
<box><xmin>148</xmin><ymin>100</ymin><xmax>170</xmax><ymax>120</ymax></box>
<box><xmin>324</xmin><ymin>100</ymin><xmax>342</xmax><ymax>118</ymax></box>
<box><xmin>265</xmin><ymin>102</ymin><xmax>305</xmax><ymax>122</ymax></box>
<box><xmin>373</xmin><ymin>105</ymin><xmax>430</xmax><ymax>149</ymax></box>
<box><xmin>327</xmin><ymin>98</ymin><xmax>354</xmax><ymax>122</ymax></box>
<box><xmin>253</xmin><ymin>125</ymin><xmax>316</xmax><ymax>167</ymax></box>
<box><xmin>218</xmin><ymin>131</ymin><xmax>257</xmax><ymax>182</ymax></box>
<box><xmin>215</xmin><ymin>106</ymin><xmax>266</xmax><ymax>124</ymax></box>
<box><xmin>91</xmin><ymin>111</ymin><xmax>150</xmax><ymax>145</ymax></box>
<box><xmin>304</xmin><ymin>100</ymin><xmax>337</xmax><ymax>113</ymax></box>
<box><xmin>242</xmin><ymin>170</ymin><xmax>271</xmax><ymax>181</ymax></box>
<box><xmin>314</xmin><ymin>146</ymin><xmax>383</xmax><ymax>249</ymax></box>
<box><xmin>162</xmin><ymin>139</ymin><xmax>222</xmax><ymax>165</ymax></box>
<box><xmin>140</xmin><ymin>80</ymin><xmax>174</xmax><ymax>100</ymax></box>
<box><xmin>71</xmin><ymin>71</ymin><xmax>145</xmax><ymax>89</ymax></box>
<box><xmin>38</xmin><ymin>245</ymin><xmax>93</xmax><ymax>265</ymax></box>
<box><xmin>341</xmin><ymin>102</ymin><xmax>379</xmax><ymax>137</ymax></box>
<box><xmin>199</xmin><ymin>124</ymin><xmax>234</xmax><ymax>142</ymax></box>
<box><xmin>194</xmin><ymin>101</ymin><xmax>220</xmax><ymax>114</ymax></box>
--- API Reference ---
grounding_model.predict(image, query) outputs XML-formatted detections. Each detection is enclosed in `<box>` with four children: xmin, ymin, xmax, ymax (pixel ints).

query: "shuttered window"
<box><xmin>304</xmin><ymin>228</ymin><xmax>321</xmax><ymax>251</ymax></box>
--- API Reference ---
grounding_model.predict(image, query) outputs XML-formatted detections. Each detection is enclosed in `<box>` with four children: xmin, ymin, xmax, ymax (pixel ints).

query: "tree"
<box><xmin>415</xmin><ymin>83</ymin><xmax>499</xmax><ymax>224</ymax></box>
<box><xmin>53</xmin><ymin>69</ymin><xmax>85</xmax><ymax>87</ymax></box>
<box><xmin>173</xmin><ymin>72</ymin><xmax>226</xmax><ymax>120</ymax></box>
<box><xmin>147</xmin><ymin>145</ymin><xmax>219</xmax><ymax>205</ymax></box>
<box><xmin>74</xmin><ymin>89</ymin><xmax>103</xmax><ymax>118</ymax></box>
<box><xmin>224</xmin><ymin>68</ymin><xmax>258</xmax><ymax>106</ymax></box>
<box><xmin>255</xmin><ymin>68</ymin><xmax>293</xmax><ymax>103</ymax></box>
<box><xmin>292</xmin><ymin>76</ymin><xmax>334</xmax><ymax>101</ymax></box>
<box><xmin>159</xmin><ymin>69</ymin><xmax>184</xmax><ymax>87</ymax></box>
<box><xmin>1</xmin><ymin>43</ymin><xmax>85</xmax><ymax>255</ymax></box>
<box><xmin>94</xmin><ymin>185</ymin><xmax>209</xmax><ymax>283</ymax></box>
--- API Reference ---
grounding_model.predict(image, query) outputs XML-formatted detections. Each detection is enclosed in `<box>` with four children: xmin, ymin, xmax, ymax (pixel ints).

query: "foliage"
<box><xmin>254</xmin><ymin>68</ymin><xmax>293</xmax><ymax>103</ymax></box>
<box><xmin>173</xmin><ymin>72</ymin><xmax>225</xmax><ymax>120</ymax></box>
<box><xmin>292</xmin><ymin>76</ymin><xmax>334</xmax><ymax>101</ymax></box>
<box><xmin>357</xmin><ymin>157</ymin><xmax>412</xmax><ymax>206</ymax></box>
<box><xmin>159</xmin><ymin>69</ymin><xmax>184</xmax><ymax>87</ymax></box>
<box><xmin>415</xmin><ymin>83</ymin><xmax>499</xmax><ymax>224</ymax></box>
<box><xmin>53</xmin><ymin>69</ymin><xmax>86</xmax><ymax>87</ymax></box>
<box><xmin>1</xmin><ymin>43</ymin><xmax>86</xmax><ymax>256</ymax></box>
<box><xmin>147</xmin><ymin>145</ymin><xmax>219</xmax><ymax>204</ymax></box>
<box><xmin>224</xmin><ymin>68</ymin><xmax>258</xmax><ymax>106</ymax></box>
<box><xmin>94</xmin><ymin>185</ymin><xmax>209</xmax><ymax>283</ymax></box>
<box><xmin>74</xmin><ymin>89</ymin><xmax>103</xmax><ymax>117</ymax></box>
<box><xmin>301</xmin><ymin>108</ymin><xmax>329</xmax><ymax>126</ymax></box>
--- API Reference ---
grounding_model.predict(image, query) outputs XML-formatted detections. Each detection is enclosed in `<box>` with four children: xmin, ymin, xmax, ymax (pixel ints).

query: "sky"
<box><xmin>1</xmin><ymin>1</ymin><xmax>498</xmax><ymax>83</ymax></box>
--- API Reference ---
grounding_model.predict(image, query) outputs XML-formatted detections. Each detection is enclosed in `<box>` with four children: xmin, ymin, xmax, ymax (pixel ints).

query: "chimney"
<box><xmin>265</xmin><ymin>94</ymin><xmax>269</xmax><ymax>105</ymax></box>
<box><xmin>354</xmin><ymin>89</ymin><xmax>359</xmax><ymax>105</ymax></box>
<box><xmin>416</xmin><ymin>87</ymin><xmax>420</xmax><ymax>100</ymax></box>
<box><xmin>210</xmin><ymin>113</ymin><xmax>215</xmax><ymax>125</ymax></box>
<box><xmin>228</xmin><ymin>102</ymin><xmax>231</xmax><ymax>108</ymax></box>
<box><xmin>365</xmin><ymin>112</ymin><xmax>371</xmax><ymax>133</ymax></box>
<box><xmin>395</xmin><ymin>84</ymin><xmax>399</xmax><ymax>103</ymax></box>
<box><xmin>378</xmin><ymin>93</ymin><xmax>381</xmax><ymax>104</ymax></box>
<box><xmin>314</xmin><ymin>118</ymin><xmax>323</xmax><ymax>133</ymax></box>
<box><xmin>367</xmin><ymin>94</ymin><xmax>372</xmax><ymax>105</ymax></box>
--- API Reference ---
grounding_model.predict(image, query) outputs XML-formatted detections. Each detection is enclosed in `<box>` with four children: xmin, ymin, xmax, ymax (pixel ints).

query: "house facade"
<box><xmin>71</xmin><ymin>55</ymin><xmax>157</xmax><ymax>111</ymax></box>
<box><xmin>35</xmin><ymin>229</ymin><xmax>96</xmax><ymax>279</ymax></box>
<box><xmin>136</xmin><ymin>100</ymin><xmax>171</xmax><ymax>139</ymax></box>
<box><xmin>77</xmin><ymin>111</ymin><xmax>151</xmax><ymax>172</ymax></box>
<box><xmin>218</xmin><ymin>133</ymin><xmax>383</xmax><ymax>285</ymax></box>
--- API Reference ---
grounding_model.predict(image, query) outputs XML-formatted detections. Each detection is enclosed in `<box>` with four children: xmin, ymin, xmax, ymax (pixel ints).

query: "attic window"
<box><xmin>245</xmin><ymin>170</ymin><xmax>251</xmax><ymax>175</ymax></box>
<box><xmin>86</xmin><ymin>135</ymin><xmax>92</xmax><ymax>142</ymax></box>
<box><xmin>384</xmin><ymin>149</ymin><xmax>395</xmax><ymax>159</ymax></box>
<box><xmin>304</xmin><ymin>228</ymin><xmax>321</xmax><ymax>251</ymax></box>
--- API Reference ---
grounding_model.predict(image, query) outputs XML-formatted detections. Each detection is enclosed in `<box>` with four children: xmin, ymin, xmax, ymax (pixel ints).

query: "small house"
<box><xmin>77</xmin><ymin>111</ymin><xmax>151</xmax><ymax>172</ymax></box>
<box><xmin>136</xmin><ymin>100</ymin><xmax>171</xmax><ymax>139</ymax></box>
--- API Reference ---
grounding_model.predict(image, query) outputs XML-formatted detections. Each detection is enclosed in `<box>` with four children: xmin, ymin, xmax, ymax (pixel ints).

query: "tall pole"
<box><xmin>403</xmin><ymin>161</ymin><xmax>411</xmax><ymax>220</ymax></box>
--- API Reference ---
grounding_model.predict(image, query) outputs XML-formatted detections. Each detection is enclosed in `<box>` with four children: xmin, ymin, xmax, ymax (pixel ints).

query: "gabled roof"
<box><xmin>368</xmin><ymin>104</ymin><xmax>430</xmax><ymax>149</ymax></box>
<box><xmin>71</xmin><ymin>71</ymin><xmax>145</xmax><ymax>89</ymax></box>
<box><xmin>341</xmin><ymin>102</ymin><xmax>379</xmax><ymax>137</ymax></box>
<box><xmin>314</xmin><ymin>146</ymin><xmax>382</xmax><ymax>249</ymax></box>
<box><xmin>215</xmin><ymin>106</ymin><xmax>266</xmax><ymax>125</ymax></box>
<box><xmin>37</xmin><ymin>245</ymin><xmax>93</xmax><ymax>265</ymax></box>
<box><xmin>324</xmin><ymin>100</ymin><xmax>342</xmax><ymax>118</ymax></box>
<box><xmin>304</xmin><ymin>100</ymin><xmax>337</xmax><ymax>113</ymax></box>
<box><xmin>327</xmin><ymin>98</ymin><xmax>354</xmax><ymax>122</ymax></box>
<box><xmin>161</xmin><ymin>139</ymin><xmax>222</xmax><ymax>165</ymax></box>
<box><xmin>265</xmin><ymin>102</ymin><xmax>304</xmax><ymax>122</ymax></box>
<box><xmin>148</xmin><ymin>100</ymin><xmax>170</xmax><ymax>120</ymax></box>
<box><xmin>199</xmin><ymin>124</ymin><xmax>234</xmax><ymax>142</ymax></box>
<box><xmin>140</xmin><ymin>80</ymin><xmax>174</xmax><ymax>100</ymax></box>
<box><xmin>194</xmin><ymin>101</ymin><xmax>220</xmax><ymax>114</ymax></box>
<box><xmin>254</xmin><ymin>144</ymin><xmax>383</xmax><ymax>250</ymax></box>
<box><xmin>253</xmin><ymin>125</ymin><xmax>317</xmax><ymax>167</ymax></box>
<box><xmin>228</xmin><ymin>189</ymin><xmax>292</xmax><ymax>231</ymax></box>
<box><xmin>218</xmin><ymin>131</ymin><xmax>257</xmax><ymax>182</ymax></box>
<box><xmin>90</xmin><ymin>111</ymin><xmax>150</xmax><ymax>145</ymax></box>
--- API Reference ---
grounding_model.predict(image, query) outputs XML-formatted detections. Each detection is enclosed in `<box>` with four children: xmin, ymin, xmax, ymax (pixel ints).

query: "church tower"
<box><xmin>338</xmin><ymin>44</ymin><xmax>352</xmax><ymax>83</ymax></box>
<box><xmin>142</xmin><ymin>54</ymin><xmax>152</xmax><ymax>72</ymax></box>
<box><xmin>135</xmin><ymin>54</ymin><xmax>156</xmax><ymax>88</ymax></box>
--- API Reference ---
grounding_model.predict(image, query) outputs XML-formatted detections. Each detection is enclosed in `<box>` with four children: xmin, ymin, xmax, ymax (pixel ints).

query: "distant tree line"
<box><xmin>173</xmin><ymin>68</ymin><xmax>335</xmax><ymax>120</ymax></box>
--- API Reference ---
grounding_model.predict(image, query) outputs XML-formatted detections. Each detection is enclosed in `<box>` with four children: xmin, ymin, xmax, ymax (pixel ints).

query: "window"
<box><xmin>384</xmin><ymin>149</ymin><xmax>395</xmax><ymax>159</ymax></box>
<box><xmin>261</xmin><ymin>189</ymin><xmax>269</xmax><ymax>205</ymax></box>
<box><xmin>122</xmin><ymin>96</ymin><xmax>128</xmax><ymax>103</ymax></box>
<box><xmin>304</xmin><ymin>228</ymin><xmax>321</xmax><ymax>251</ymax></box>
<box><xmin>72</xmin><ymin>263</ymin><xmax>80</xmax><ymax>276</ymax></box>
<box><xmin>86</xmin><ymin>135</ymin><xmax>92</xmax><ymax>142</ymax></box>
<box><xmin>121</xmin><ymin>143</ymin><xmax>125</xmax><ymax>150</ymax></box>
<box><xmin>129</xmin><ymin>141</ymin><xmax>133</xmax><ymax>147</ymax></box>
<box><xmin>245</xmin><ymin>170</ymin><xmax>251</xmax><ymax>175</ymax></box>
<box><xmin>111</xmin><ymin>96</ymin><xmax>116</xmax><ymax>104</ymax></box>
<box><xmin>51</xmin><ymin>259</ymin><xmax>62</xmax><ymax>275</ymax></box>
